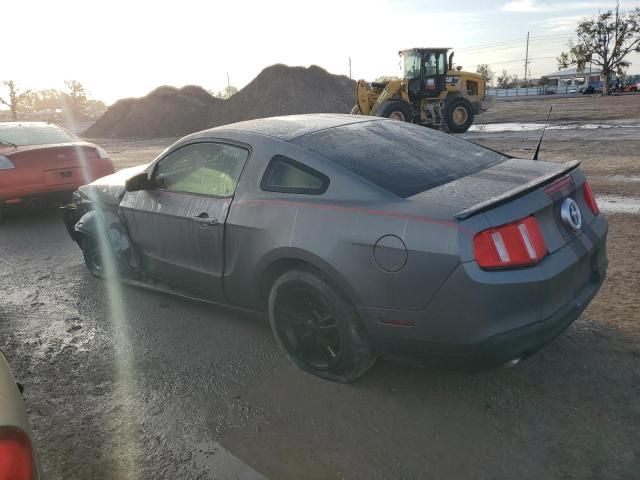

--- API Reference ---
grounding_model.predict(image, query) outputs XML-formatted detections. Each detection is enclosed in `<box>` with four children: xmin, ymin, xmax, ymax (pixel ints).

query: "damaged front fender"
<box><xmin>75</xmin><ymin>209</ymin><xmax>139</xmax><ymax>273</ymax></box>
<box><xmin>75</xmin><ymin>209</ymin><xmax>130</xmax><ymax>251</ymax></box>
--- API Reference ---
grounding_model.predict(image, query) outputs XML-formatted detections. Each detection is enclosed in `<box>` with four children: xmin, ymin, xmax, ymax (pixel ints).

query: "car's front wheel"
<box><xmin>81</xmin><ymin>235</ymin><xmax>106</xmax><ymax>278</ymax></box>
<box><xmin>269</xmin><ymin>268</ymin><xmax>376</xmax><ymax>383</ymax></box>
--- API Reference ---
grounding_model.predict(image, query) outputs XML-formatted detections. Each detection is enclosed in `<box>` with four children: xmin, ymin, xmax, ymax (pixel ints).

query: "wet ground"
<box><xmin>2</xmin><ymin>95</ymin><xmax>640</xmax><ymax>479</ymax></box>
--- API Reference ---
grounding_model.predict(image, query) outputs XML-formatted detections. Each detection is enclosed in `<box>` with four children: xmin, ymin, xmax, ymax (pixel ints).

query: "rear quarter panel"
<box><xmin>222</xmin><ymin>135</ymin><xmax>465</xmax><ymax>312</ymax></box>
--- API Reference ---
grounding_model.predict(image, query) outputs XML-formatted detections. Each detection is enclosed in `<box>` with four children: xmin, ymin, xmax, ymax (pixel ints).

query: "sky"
<box><xmin>2</xmin><ymin>0</ymin><xmax>640</xmax><ymax>104</ymax></box>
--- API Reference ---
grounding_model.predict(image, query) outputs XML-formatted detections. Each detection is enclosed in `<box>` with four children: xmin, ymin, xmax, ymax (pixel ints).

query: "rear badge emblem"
<box><xmin>561</xmin><ymin>198</ymin><xmax>582</xmax><ymax>232</ymax></box>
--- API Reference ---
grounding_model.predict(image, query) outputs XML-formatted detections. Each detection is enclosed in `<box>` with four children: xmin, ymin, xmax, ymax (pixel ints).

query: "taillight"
<box><xmin>583</xmin><ymin>181</ymin><xmax>600</xmax><ymax>216</ymax></box>
<box><xmin>0</xmin><ymin>427</ymin><xmax>35</xmax><ymax>480</ymax></box>
<box><xmin>474</xmin><ymin>216</ymin><xmax>547</xmax><ymax>269</ymax></box>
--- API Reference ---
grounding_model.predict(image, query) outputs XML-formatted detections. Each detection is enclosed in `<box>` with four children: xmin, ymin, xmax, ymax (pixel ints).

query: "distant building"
<box><xmin>543</xmin><ymin>67</ymin><xmax>604</xmax><ymax>86</ymax></box>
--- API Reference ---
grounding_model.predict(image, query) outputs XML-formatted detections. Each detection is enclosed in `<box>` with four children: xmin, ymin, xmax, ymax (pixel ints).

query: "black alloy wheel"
<box><xmin>269</xmin><ymin>268</ymin><xmax>377</xmax><ymax>383</ymax></box>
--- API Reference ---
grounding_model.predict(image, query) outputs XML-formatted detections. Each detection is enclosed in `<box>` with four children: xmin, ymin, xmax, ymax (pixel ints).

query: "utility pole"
<box><xmin>348</xmin><ymin>57</ymin><xmax>352</xmax><ymax>79</ymax></box>
<box><xmin>523</xmin><ymin>31</ymin><xmax>530</xmax><ymax>86</ymax></box>
<box><xmin>226</xmin><ymin>72</ymin><xmax>230</xmax><ymax>89</ymax></box>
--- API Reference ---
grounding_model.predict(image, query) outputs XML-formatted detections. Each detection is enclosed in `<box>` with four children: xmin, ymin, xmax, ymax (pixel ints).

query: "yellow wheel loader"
<box><xmin>351</xmin><ymin>48</ymin><xmax>485</xmax><ymax>133</ymax></box>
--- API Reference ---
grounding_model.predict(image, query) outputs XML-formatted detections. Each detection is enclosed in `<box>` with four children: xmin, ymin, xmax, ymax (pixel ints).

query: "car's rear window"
<box><xmin>291</xmin><ymin>120</ymin><xmax>507</xmax><ymax>198</ymax></box>
<box><xmin>0</xmin><ymin>123</ymin><xmax>77</xmax><ymax>146</ymax></box>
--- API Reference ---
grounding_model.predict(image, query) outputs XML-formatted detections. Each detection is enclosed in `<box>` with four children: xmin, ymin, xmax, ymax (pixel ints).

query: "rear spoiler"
<box><xmin>455</xmin><ymin>160</ymin><xmax>581</xmax><ymax>220</ymax></box>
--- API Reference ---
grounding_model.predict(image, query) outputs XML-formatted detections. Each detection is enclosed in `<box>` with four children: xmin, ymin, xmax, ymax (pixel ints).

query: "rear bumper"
<box><xmin>0</xmin><ymin>164</ymin><xmax>114</xmax><ymax>205</ymax></box>
<box><xmin>358</xmin><ymin>215</ymin><xmax>608</xmax><ymax>369</ymax></box>
<box><xmin>0</xmin><ymin>185</ymin><xmax>77</xmax><ymax>206</ymax></box>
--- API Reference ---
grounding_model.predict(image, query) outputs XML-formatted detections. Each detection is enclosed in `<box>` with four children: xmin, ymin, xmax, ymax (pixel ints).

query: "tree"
<box><xmin>568</xmin><ymin>3</ymin><xmax>640</xmax><ymax>95</ymax></box>
<box><xmin>64</xmin><ymin>80</ymin><xmax>87</xmax><ymax>118</ymax></box>
<box><xmin>214</xmin><ymin>85</ymin><xmax>238</xmax><ymax>99</ymax></box>
<box><xmin>373</xmin><ymin>75</ymin><xmax>400</xmax><ymax>83</ymax></box>
<box><xmin>0</xmin><ymin>81</ymin><xmax>31</xmax><ymax>120</ymax></box>
<box><xmin>476</xmin><ymin>64</ymin><xmax>494</xmax><ymax>85</ymax></box>
<box><xmin>539</xmin><ymin>76</ymin><xmax>551</xmax><ymax>86</ymax></box>
<box><xmin>556</xmin><ymin>52</ymin><xmax>572</xmax><ymax>70</ymax></box>
<box><xmin>496</xmin><ymin>70</ymin><xmax>512</xmax><ymax>88</ymax></box>
<box><xmin>22</xmin><ymin>89</ymin><xmax>65</xmax><ymax>112</ymax></box>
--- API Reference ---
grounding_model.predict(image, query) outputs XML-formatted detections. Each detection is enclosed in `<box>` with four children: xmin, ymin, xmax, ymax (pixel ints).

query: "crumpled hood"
<box><xmin>77</xmin><ymin>163</ymin><xmax>149</xmax><ymax>206</ymax></box>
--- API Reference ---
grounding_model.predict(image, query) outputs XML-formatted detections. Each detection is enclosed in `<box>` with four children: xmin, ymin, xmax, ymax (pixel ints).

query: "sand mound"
<box><xmin>84</xmin><ymin>85</ymin><xmax>222</xmax><ymax>138</ymax></box>
<box><xmin>85</xmin><ymin>65</ymin><xmax>356</xmax><ymax>139</ymax></box>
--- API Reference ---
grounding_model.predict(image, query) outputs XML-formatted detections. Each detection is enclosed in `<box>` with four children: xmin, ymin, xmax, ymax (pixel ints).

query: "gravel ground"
<box><xmin>1</xmin><ymin>96</ymin><xmax>639</xmax><ymax>479</ymax></box>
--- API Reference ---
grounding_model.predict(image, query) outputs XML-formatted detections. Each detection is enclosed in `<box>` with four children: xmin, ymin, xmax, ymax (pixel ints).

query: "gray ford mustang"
<box><xmin>63</xmin><ymin>114</ymin><xmax>608</xmax><ymax>382</ymax></box>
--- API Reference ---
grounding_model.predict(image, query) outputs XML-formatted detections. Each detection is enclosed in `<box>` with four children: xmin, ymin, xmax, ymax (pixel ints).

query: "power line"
<box><xmin>456</xmin><ymin>34</ymin><xmax>570</xmax><ymax>52</ymax></box>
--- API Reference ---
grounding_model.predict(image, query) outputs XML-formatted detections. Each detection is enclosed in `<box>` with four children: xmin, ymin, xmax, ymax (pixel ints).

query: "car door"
<box><xmin>119</xmin><ymin>141</ymin><xmax>249</xmax><ymax>300</ymax></box>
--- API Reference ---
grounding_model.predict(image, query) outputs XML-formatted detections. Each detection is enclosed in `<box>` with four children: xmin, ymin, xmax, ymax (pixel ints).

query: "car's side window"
<box><xmin>261</xmin><ymin>155</ymin><xmax>329</xmax><ymax>195</ymax></box>
<box><xmin>152</xmin><ymin>142</ymin><xmax>249</xmax><ymax>197</ymax></box>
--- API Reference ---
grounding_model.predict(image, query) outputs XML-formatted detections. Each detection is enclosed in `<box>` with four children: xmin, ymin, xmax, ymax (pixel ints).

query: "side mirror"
<box><xmin>125</xmin><ymin>172</ymin><xmax>150</xmax><ymax>192</ymax></box>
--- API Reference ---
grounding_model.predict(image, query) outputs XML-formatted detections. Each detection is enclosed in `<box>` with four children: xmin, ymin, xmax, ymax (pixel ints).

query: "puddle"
<box><xmin>469</xmin><ymin>122</ymin><xmax>640</xmax><ymax>133</ymax></box>
<box><xmin>596</xmin><ymin>195</ymin><xmax>640</xmax><ymax>214</ymax></box>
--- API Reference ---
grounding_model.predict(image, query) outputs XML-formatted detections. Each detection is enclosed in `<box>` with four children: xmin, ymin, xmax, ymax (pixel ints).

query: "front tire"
<box><xmin>269</xmin><ymin>268</ymin><xmax>376</xmax><ymax>383</ymax></box>
<box><xmin>374</xmin><ymin>100</ymin><xmax>413</xmax><ymax>122</ymax></box>
<box><xmin>444</xmin><ymin>97</ymin><xmax>474</xmax><ymax>133</ymax></box>
<box><xmin>81</xmin><ymin>235</ymin><xmax>105</xmax><ymax>278</ymax></box>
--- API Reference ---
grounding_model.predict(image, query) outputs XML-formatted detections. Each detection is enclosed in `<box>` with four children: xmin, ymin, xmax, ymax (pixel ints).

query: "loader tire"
<box><xmin>375</xmin><ymin>100</ymin><xmax>413</xmax><ymax>122</ymax></box>
<box><xmin>444</xmin><ymin>97</ymin><xmax>474</xmax><ymax>133</ymax></box>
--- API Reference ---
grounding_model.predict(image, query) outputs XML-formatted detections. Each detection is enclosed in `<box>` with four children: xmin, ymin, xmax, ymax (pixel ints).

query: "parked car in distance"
<box><xmin>63</xmin><ymin>114</ymin><xmax>608</xmax><ymax>383</ymax></box>
<box><xmin>625</xmin><ymin>81</ymin><xmax>639</xmax><ymax>92</ymax></box>
<box><xmin>0</xmin><ymin>350</ymin><xmax>40</xmax><ymax>479</ymax></box>
<box><xmin>0</xmin><ymin>122</ymin><xmax>114</xmax><ymax>220</ymax></box>
<box><xmin>545</xmin><ymin>88</ymin><xmax>556</xmax><ymax>94</ymax></box>
<box><xmin>567</xmin><ymin>87</ymin><xmax>579</xmax><ymax>94</ymax></box>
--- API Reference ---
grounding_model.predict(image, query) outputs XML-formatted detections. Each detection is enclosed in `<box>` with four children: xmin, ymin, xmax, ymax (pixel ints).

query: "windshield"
<box><xmin>402</xmin><ymin>52</ymin><xmax>421</xmax><ymax>80</ymax></box>
<box><xmin>292</xmin><ymin>120</ymin><xmax>507</xmax><ymax>198</ymax></box>
<box><xmin>0</xmin><ymin>123</ymin><xmax>77</xmax><ymax>146</ymax></box>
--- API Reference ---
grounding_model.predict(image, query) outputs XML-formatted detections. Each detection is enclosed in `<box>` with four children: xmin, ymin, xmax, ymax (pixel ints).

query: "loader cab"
<box><xmin>401</xmin><ymin>48</ymin><xmax>449</xmax><ymax>98</ymax></box>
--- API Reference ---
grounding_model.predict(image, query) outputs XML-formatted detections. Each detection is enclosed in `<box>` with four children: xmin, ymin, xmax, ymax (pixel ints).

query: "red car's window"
<box><xmin>0</xmin><ymin>122</ymin><xmax>77</xmax><ymax>146</ymax></box>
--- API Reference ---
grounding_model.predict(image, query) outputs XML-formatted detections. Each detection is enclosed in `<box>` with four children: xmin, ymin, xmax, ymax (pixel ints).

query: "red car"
<box><xmin>0</xmin><ymin>122</ymin><xmax>114</xmax><ymax>219</ymax></box>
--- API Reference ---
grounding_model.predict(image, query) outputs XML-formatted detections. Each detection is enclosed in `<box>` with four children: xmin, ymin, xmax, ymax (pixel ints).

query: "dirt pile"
<box><xmin>85</xmin><ymin>65</ymin><xmax>356</xmax><ymax>139</ymax></box>
<box><xmin>214</xmin><ymin>64</ymin><xmax>356</xmax><ymax>126</ymax></box>
<box><xmin>84</xmin><ymin>85</ymin><xmax>223</xmax><ymax>138</ymax></box>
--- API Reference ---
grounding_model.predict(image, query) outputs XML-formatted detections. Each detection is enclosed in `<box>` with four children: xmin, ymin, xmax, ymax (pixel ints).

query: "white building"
<box><xmin>544</xmin><ymin>67</ymin><xmax>604</xmax><ymax>86</ymax></box>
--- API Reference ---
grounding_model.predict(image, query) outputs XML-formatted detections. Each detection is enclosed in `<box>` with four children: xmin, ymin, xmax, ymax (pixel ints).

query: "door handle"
<box><xmin>192</xmin><ymin>215</ymin><xmax>218</xmax><ymax>226</ymax></box>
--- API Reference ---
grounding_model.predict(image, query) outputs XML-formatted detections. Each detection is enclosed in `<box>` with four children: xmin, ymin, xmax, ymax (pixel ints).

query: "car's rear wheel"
<box><xmin>269</xmin><ymin>268</ymin><xmax>376</xmax><ymax>383</ymax></box>
<box><xmin>81</xmin><ymin>235</ymin><xmax>106</xmax><ymax>278</ymax></box>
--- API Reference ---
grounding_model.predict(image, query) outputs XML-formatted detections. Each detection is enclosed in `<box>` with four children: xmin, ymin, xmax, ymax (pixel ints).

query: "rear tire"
<box><xmin>374</xmin><ymin>100</ymin><xmax>413</xmax><ymax>122</ymax></box>
<box><xmin>269</xmin><ymin>268</ymin><xmax>377</xmax><ymax>383</ymax></box>
<box><xmin>444</xmin><ymin>97</ymin><xmax>474</xmax><ymax>133</ymax></box>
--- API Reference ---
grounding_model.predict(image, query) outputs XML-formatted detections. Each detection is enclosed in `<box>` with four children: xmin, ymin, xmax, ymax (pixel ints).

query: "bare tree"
<box><xmin>213</xmin><ymin>85</ymin><xmax>238</xmax><ymax>99</ymax></box>
<box><xmin>0</xmin><ymin>81</ymin><xmax>32</xmax><ymax>120</ymax></box>
<box><xmin>476</xmin><ymin>64</ymin><xmax>495</xmax><ymax>85</ymax></box>
<box><xmin>373</xmin><ymin>75</ymin><xmax>400</xmax><ymax>83</ymax></box>
<box><xmin>568</xmin><ymin>3</ymin><xmax>640</xmax><ymax>94</ymax></box>
<box><xmin>496</xmin><ymin>70</ymin><xmax>512</xmax><ymax>88</ymax></box>
<box><xmin>64</xmin><ymin>80</ymin><xmax>87</xmax><ymax>118</ymax></box>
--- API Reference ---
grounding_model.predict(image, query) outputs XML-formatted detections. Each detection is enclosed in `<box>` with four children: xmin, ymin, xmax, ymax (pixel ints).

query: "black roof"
<box><xmin>202</xmin><ymin>114</ymin><xmax>381</xmax><ymax>142</ymax></box>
